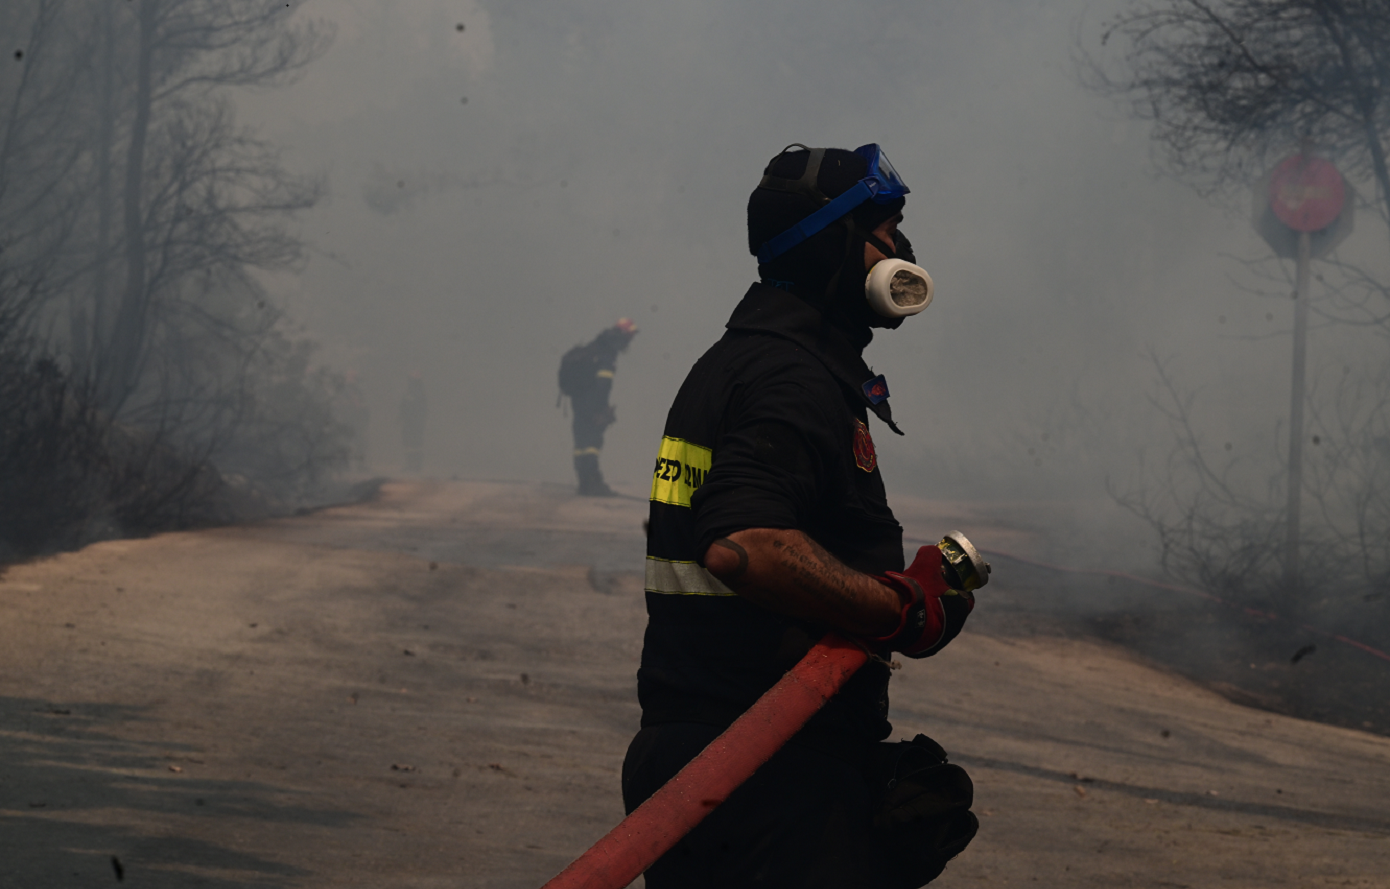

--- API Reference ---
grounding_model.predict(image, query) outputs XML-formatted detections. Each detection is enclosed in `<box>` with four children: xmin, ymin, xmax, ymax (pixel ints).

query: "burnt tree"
<box><xmin>97</xmin><ymin>0</ymin><xmax>331</xmax><ymax>412</ymax></box>
<box><xmin>1089</xmin><ymin>0</ymin><xmax>1390</xmax><ymax>237</ymax></box>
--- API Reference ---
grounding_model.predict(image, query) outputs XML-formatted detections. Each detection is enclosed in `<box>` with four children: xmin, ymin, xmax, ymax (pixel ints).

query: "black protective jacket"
<box><xmin>640</xmin><ymin>283</ymin><xmax>906</xmax><ymax>745</ymax></box>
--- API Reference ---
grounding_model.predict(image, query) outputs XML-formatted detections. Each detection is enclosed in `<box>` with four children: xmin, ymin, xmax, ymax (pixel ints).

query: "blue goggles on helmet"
<box><xmin>755</xmin><ymin>143</ymin><xmax>910</xmax><ymax>265</ymax></box>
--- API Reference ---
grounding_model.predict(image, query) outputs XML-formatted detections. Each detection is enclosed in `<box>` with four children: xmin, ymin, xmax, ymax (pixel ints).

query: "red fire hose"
<box><xmin>538</xmin><ymin>633</ymin><xmax>870</xmax><ymax>889</ymax></box>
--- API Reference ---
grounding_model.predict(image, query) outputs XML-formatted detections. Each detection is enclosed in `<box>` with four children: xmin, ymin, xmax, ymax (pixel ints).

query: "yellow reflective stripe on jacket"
<box><xmin>596</xmin><ymin>369</ymin><xmax>615</xmax><ymax>379</ymax></box>
<box><xmin>650</xmin><ymin>436</ymin><xmax>712</xmax><ymax>507</ymax></box>
<box><xmin>645</xmin><ymin>556</ymin><xmax>736</xmax><ymax>597</ymax></box>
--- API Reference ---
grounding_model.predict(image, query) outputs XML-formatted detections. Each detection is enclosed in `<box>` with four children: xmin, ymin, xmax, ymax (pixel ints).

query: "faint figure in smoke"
<box><xmin>335</xmin><ymin>369</ymin><xmax>371</xmax><ymax>471</ymax></box>
<box><xmin>558</xmin><ymin>318</ymin><xmax>638</xmax><ymax>496</ymax></box>
<box><xmin>399</xmin><ymin>370</ymin><xmax>427</xmax><ymax>473</ymax></box>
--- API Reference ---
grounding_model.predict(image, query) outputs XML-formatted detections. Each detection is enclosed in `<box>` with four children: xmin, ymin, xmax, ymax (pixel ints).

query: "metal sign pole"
<box><xmin>1284</xmin><ymin>230</ymin><xmax>1312</xmax><ymax>593</ymax></box>
<box><xmin>1255</xmin><ymin>149</ymin><xmax>1352</xmax><ymax>599</ymax></box>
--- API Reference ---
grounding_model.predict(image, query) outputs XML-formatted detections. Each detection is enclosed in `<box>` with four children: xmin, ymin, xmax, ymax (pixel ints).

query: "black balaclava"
<box><xmin>747</xmin><ymin>146</ymin><xmax>909</xmax><ymax>350</ymax></box>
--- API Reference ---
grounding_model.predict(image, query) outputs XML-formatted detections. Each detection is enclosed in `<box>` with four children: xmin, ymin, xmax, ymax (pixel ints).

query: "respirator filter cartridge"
<box><xmin>865</xmin><ymin>259</ymin><xmax>934</xmax><ymax>318</ymax></box>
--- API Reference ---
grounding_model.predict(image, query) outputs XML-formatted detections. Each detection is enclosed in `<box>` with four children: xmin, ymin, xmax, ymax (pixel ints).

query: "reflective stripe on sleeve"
<box><xmin>596</xmin><ymin>369</ymin><xmax>615</xmax><ymax>379</ymax></box>
<box><xmin>645</xmin><ymin>556</ymin><xmax>737</xmax><ymax>597</ymax></box>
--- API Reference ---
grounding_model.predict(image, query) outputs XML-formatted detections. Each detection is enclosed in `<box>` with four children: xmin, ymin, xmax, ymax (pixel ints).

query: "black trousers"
<box><xmin>622</xmin><ymin>723</ymin><xmax>891</xmax><ymax>889</ymax></box>
<box><xmin>571</xmin><ymin>401</ymin><xmax>609</xmax><ymax>493</ymax></box>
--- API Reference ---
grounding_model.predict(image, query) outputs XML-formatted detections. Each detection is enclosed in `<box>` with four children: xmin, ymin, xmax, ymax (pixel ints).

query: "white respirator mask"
<box><xmin>865</xmin><ymin>258</ymin><xmax>934</xmax><ymax>318</ymax></box>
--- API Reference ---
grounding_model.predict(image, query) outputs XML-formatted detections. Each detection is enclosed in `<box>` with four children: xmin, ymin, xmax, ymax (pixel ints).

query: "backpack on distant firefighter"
<box><xmin>558</xmin><ymin>343</ymin><xmax>599</xmax><ymax>398</ymax></box>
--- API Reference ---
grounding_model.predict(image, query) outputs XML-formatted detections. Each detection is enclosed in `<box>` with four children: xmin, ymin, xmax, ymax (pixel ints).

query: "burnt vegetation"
<box><xmin>1084</xmin><ymin>1</ymin><xmax>1390</xmax><ymax>640</ymax></box>
<box><xmin>0</xmin><ymin>0</ymin><xmax>347</xmax><ymax>561</ymax></box>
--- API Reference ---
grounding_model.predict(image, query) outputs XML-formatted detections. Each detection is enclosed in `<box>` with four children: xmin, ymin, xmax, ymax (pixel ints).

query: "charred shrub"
<box><xmin>0</xmin><ymin>347</ymin><xmax>106</xmax><ymax>555</ymax></box>
<box><xmin>0</xmin><ymin>328</ymin><xmax>349</xmax><ymax>561</ymax></box>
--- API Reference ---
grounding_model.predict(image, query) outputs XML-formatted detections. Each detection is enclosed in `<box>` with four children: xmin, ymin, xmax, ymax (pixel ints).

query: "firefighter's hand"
<box><xmin>600</xmin><ymin>405</ymin><xmax>617</xmax><ymax>427</ymax></box>
<box><xmin>870</xmin><ymin>546</ymin><xmax>974</xmax><ymax>658</ymax></box>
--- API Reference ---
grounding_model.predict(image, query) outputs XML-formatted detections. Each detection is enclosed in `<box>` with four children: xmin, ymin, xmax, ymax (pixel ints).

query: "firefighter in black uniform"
<box><xmin>624</xmin><ymin>145</ymin><xmax>977</xmax><ymax>888</ymax></box>
<box><xmin>399</xmin><ymin>370</ymin><xmax>427</xmax><ymax>473</ymax></box>
<box><xmin>560</xmin><ymin>319</ymin><xmax>638</xmax><ymax>496</ymax></box>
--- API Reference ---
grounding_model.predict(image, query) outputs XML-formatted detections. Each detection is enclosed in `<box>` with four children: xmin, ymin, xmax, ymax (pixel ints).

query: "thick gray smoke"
<box><xmin>235</xmin><ymin>0</ymin><xmax>1388</xmax><ymax>570</ymax></box>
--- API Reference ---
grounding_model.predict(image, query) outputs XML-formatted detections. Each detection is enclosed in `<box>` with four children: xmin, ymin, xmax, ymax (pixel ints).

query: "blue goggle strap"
<box><xmin>757</xmin><ymin>180</ymin><xmax>873</xmax><ymax>264</ymax></box>
<box><xmin>756</xmin><ymin>145</ymin><xmax>910</xmax><ymax>264</ymax></box>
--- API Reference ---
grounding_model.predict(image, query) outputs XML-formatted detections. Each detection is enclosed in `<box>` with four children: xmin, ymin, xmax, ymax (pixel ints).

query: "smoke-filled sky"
<box><xmin>235</xmin><ymin>0</ymin><xmax>1386</xmax><ymax>520</ymax></box>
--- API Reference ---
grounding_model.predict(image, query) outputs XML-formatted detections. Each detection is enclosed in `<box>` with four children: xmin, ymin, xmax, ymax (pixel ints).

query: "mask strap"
<box><xmin>864</xmin><ymin>228</ymin><xmax>896</xmax><ymax>262</ymax></box>
<box><xmin>824</xmin><ymin>215</ymin><xmax>897</xmax><ymax>304</ymax></box>
<box><xmin>758</xmin><ymin>146</ymin><xmax>829</xmax><ymax>204</ymax></box>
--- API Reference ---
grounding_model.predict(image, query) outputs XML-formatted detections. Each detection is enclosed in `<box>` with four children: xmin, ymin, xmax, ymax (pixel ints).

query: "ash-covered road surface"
<box><xmin>1</xmin><ymin>480</ymin><xmax>1387</xmax><ymax>888</ymax></box>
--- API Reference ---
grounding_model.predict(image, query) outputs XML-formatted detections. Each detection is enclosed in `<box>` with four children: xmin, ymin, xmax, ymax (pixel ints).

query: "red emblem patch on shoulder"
<box><xmin>852</xmin><ymin>418</ymin><xmax>877</xmax><ymax>473</ymax></box>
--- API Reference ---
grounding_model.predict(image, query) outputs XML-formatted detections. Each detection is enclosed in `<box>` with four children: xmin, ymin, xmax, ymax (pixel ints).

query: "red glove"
<box><xmin>870</xmin><ymin>545</ymin><xmax>975</xmax><ymax>658</ymax></box>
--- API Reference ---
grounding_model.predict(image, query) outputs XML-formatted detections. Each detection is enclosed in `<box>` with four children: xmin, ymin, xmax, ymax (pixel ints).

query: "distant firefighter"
<box><xmin>558</xmin><ymin>318</ymin><xmax>638</xmax><ymax>496</ymax></box>
<box><xmin>336</xmin><ymin>369</ymin><xmax>371</xmax><ymax>471</ymax></box>
<box><xmin>399</xmin><ymin>370</ymin><xmax>427</xmax><ymax>473</ymax></box>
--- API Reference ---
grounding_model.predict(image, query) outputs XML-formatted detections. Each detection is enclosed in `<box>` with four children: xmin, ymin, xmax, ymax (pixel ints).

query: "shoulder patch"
<box><xmin>852</xmin><ymin>418</ymin><xmax>877</xmax><ymax>473</ymax></box>
<box><xmin>651</xmin><ymin>436</ymin><xmax>713</xmax><ymax>507</ymax></box>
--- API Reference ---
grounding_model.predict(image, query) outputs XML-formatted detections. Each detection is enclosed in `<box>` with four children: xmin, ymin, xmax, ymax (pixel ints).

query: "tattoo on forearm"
<box><xmin>774</xmin><ymin>535</ymin><xmax>865</xmax><ymax>607</ymax></box>
<box><xmin>712</xmin><ymin>537</ymin><xmax>750</xmax><ymax>580</ymax></box>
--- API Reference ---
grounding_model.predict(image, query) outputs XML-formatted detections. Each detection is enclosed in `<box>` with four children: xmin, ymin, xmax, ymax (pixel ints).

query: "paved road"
<box><xmin>1</xmin><ymin>481</ymin><xmax>1386</xmax><ymax>887</ymax></box>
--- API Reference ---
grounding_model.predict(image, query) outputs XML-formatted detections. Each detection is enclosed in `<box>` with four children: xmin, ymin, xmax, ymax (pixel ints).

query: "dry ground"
<box><xmin>0</xmin><ymin>480</ymin><xmax>1387</xmax><ymax>888</ymax></box>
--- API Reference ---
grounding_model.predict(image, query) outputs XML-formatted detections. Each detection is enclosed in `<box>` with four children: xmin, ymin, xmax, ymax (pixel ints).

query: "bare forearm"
<box><xmin>705</xmin><ymin>528</ymin><xmax>901</xmax><ymax>637</ymax></box>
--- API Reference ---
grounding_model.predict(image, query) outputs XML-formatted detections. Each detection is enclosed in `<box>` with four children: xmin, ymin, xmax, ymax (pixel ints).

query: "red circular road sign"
<box><xmin>1268</xmin><ymin>155</ymin><xmax>1346</xmax><ymax>232</ymax></box>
